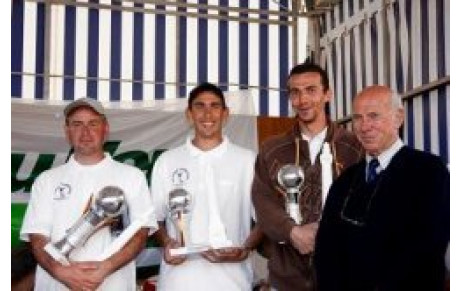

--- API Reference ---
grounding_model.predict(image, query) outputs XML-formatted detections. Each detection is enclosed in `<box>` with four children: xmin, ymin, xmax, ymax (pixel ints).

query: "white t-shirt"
<box><xmin>20</xmin><ymin>154</ymin><xmax>157</xmax><ymax>291</ymax></box>
<box><xmin>151</xmin><ymin>136</ymin><xmax>256</xmax><ymax>291</ymax></box>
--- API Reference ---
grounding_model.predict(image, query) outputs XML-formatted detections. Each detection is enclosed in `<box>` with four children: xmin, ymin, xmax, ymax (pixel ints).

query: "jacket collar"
<box><xmin>288</xmin><ymin>118</ymin><xmax>338</xmax><ymax>144</ymax></box>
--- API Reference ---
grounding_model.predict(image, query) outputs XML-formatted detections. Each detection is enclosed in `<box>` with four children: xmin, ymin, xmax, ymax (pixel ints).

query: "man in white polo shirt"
<box><xmin>151</xmin><ymin>83</ymin><xmax>262</xmax><ymax>291</ymax></box>
<box><xmin>20</xmin><ymin>97</ymin><xmax>157</xmax><ymax>290</ymax></box>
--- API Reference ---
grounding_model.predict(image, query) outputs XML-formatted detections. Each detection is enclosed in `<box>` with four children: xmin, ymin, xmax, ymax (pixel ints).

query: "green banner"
<box><xmin>12</xmin><ymin>203</ymin><xmax>28</xmax><ymax>247</ymax></box>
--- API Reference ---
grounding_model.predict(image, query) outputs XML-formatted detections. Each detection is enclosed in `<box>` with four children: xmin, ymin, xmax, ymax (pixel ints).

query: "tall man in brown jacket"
<box><xmin>251</xmin><ymin>62</ymin><xmax>363</xmax><ymax>290</ymax></box>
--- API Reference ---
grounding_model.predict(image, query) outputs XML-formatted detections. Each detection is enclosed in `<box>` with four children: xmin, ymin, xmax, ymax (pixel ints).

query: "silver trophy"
<box><xmin>277</xmin><ymin>164</ymin><xmax>305</xmax><ymax>224</ymax></box>
<box><xmin>168</xmin><ymin>188</ymin><xmax>191</xmax><ymax>247</ymax></box>
<box><xmin>167</xmin><ymin>188</ymin><xmax>209</xmax><ymax>256</ymax></box>
<box><xmin>44</xmin><ymin>186</ymin><xmax>126</xmax><ymax>265</ymax></box>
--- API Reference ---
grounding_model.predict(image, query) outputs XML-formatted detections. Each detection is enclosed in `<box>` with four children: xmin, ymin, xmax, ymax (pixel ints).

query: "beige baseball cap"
<box><xmin>63</xmin><ymin>97</ymin><xmax>105</xmax><ymax>117</ymax></box>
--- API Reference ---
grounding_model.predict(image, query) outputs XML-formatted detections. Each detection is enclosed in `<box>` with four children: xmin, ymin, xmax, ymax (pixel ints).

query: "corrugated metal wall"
<box><xmin>318</xmin><ymin>0</ymin><xmax>449</xmax><ymax>163</ymax></box>
<box><xmin>11</xmin><ymin>0</ymin><xmax>310</xmax><ymax>117</ymax></box>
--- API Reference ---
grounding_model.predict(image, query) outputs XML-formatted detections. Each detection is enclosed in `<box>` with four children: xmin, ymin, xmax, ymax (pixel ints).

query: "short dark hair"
<box><xmin>288</xmin><ymin>62</ymin><xmax>330</xmax><ymax>92</ymax></box>
<box><xmin>188</xmin><ymin>82</ymin><xmax>227</xmax><ymax>109</ymax></box>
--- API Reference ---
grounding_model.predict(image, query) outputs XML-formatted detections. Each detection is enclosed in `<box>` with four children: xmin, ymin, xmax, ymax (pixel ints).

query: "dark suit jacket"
<box><xmin>314</xmin><ymin>146</ymin><xmax>449</xmax><ymax>291</ymax></box>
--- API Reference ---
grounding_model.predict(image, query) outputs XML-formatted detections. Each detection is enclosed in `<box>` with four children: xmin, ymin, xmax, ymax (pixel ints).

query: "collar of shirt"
<box><xmin>365</xmin><ymin>138</ymin><xmax>404</xmax><ymax>173</ymax></box>
<box><xmin>68</xmin><ymin>153</ymin><xmax>112</xmax><ymax>170</ymax></box>
<box><xmin>186</xmin><ymin>135</ymin><xmax>229</xmax><ymax>158</ymax></box>
<box><xmin>301</xmin><ymin>126</ymin><xmax>328</xmax><ymax>164</ymax></box>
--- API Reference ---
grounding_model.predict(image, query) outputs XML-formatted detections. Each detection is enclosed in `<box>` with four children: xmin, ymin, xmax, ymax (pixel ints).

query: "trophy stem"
<box><xmin>287</xmin><ymin>191</ymin><xmax>298</xmax><ymax>203</ymax></box>
<box><xmin>178</xmin><ymin>212</ymin><xmax>185</xmax><ymax>246</ymax></box>
<box><xmin>44</xmin><ymin>243</ymin><xmax>70</xmax><ymax>266</ymax></box>
<box><xmin>53</xmin><ymin>238</ymin><xmax>74</xmax><ymax>257</ymax></box>
<box><xmin>43</xmin><ymin>186</ymin><xmax>126</xmax><ymax>265</ymax></box>
<box><xmin>287</xmin><ymin>202</ymin><xmax>301</xmax><ymax>224</ymax></box>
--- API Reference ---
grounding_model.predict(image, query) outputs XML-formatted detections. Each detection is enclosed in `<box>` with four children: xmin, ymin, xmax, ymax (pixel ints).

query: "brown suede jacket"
<box><xmin>252</xmin><ymin>121</ymin><xmax>363</xmax><ymax>291</ymax></box>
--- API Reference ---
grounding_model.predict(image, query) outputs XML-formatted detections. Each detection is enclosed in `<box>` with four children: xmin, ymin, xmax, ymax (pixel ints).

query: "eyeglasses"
<box><xmin>340</xmin><ymin>171</ymin><xmax>384</xmax><ymax>227</ymax></box>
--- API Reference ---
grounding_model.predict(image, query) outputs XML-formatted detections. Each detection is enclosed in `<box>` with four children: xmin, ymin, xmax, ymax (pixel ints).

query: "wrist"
<box><xmin>52</xmin><ymin>263</ymin><xmax>68</xmax><ymax>283</ymax></box>
<box><xmin>163</xmin><ymin>236</ymin><xmax>175</xmax><ymax>248</ymax></box>
<box><xmin>100</xmin><ymin>259</ymin><xmax>114</xmax><ymax>277</ymax></box>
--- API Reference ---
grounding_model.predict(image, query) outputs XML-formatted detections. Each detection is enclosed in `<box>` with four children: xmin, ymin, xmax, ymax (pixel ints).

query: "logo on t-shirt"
<box><xmin>172</xmin><ymin>168</ymin><xmax>190</xmax><ymax>186</ymax></box>
<box><xmin>53</xmin><ymin>183</ymin><xmax>71</xmax><ymax>200</ymax></box>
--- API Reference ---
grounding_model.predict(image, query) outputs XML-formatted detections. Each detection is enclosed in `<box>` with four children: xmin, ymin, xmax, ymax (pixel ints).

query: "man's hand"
<box><xmin>163</xmin><ymin>239</ymin><xmax>187</xmax><ymax>265</ymax></box>
<box><xmin>201</xmin><ymin>247</ymin><xmax>249</xmax><ymax>263</ymax></box>
<box><xmin>54</xmin><ymin>261</ymin><xmax>105</xmax><ymax>291</ymax></box>
<box><xmin>29</xmin><ymin>234</ymin><xmax>103</xmax><ymax>290</ymax></box>
<box><xmin>30</xmin><ymin>228</ymin><xmax>148</xmax><ymax>290</ymax></box>
<box><xmin>78</xmin><ymin>261</ymin><xmax>113</xmax><ymax>290</ymax></box>
<box><xmin>289</xmin><ymin>222</ymin><xmax>319</xmax><ymax>254</ymax></box>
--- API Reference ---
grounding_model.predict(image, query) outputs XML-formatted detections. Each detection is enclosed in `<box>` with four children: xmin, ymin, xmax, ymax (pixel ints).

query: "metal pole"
<box><xmin>43</xmin><ymin>0</ymin><xmax>52</xmax><ymax>99</ymax></box>
<box><xmin>382</xmin><ymin>0</ymin><xmax>390</xmax><ymax>86</ymax></box>
<box><xmin>292</xmin><ymin>0</ymin><xmax>299</xmax><ymax>65</ymax></box>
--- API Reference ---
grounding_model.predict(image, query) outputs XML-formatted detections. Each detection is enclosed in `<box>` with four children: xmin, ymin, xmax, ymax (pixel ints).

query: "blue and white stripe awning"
<box><xmin>11</xmin><ymin>0</ymin><xmax>310</xmax><ymax>117</ymax></box>
<box><xmin>319</xmin><ymin>0</ymin><xmax>449</xmax><ymax>163</ymax></box>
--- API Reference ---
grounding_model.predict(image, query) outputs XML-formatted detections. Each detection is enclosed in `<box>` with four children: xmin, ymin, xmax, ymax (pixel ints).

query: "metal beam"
<box><xmin>27</xmin><ymin>0</ymin><xmax>295</xmax><ymax>25</ymax></box>
<box><xmin>401</xmin><ymin>76</ymin><xmax>450</xmax><ymax>101</ymax></box>
<box><xmin>336</xmin><ymin>76</ymin><xmax>451</xmax><ymax>125</ymax></box>
<box><xmin>11</xmin><ymin>71</ymin><xmax>289</xmax><ymax>93</ymax></box>
<box><xmin>127</xmin><ymin>0</ymin><xmax>294</xmax><ymax>17</ymax></box>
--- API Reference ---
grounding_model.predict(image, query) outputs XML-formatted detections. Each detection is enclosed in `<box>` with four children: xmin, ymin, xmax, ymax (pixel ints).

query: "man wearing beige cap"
<box><xmin>20</xmin><ymin>97</ymin><xmax>157</xmax><ymax>290</ymax></box>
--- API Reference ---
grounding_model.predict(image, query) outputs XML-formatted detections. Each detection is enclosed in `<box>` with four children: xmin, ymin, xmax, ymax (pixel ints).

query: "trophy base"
<box><xmin>170</xmin><ymin>245</ymin><xmax>211</xmax><ymax>256</ymax></box>
<box><xmin>44</xmin><ymin>243</ymin><xmax>70</xmax><ymax>266</ymax></box>
<box><xmin>169</xmin><ymin>240</ymin><xmax>238</xmax><ymax>256</ymax></box>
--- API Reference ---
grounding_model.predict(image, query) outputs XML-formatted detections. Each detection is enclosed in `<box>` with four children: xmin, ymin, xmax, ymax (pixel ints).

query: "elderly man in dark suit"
<box><xmin>314</xmin><ymin>85</ymin><xmax>449</xmax><ymax>291</ymax></box>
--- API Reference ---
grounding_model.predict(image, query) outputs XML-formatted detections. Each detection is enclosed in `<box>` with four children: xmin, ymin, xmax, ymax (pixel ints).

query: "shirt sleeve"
<box><xmin>150</xmin><ymin>155</ymin><xmax>168</xmax><ymax>222</ymax></box>
<box><xmin>20</xmin><ymin>173</ymin><xmax>54</xmax><ymax>241</ymax></box>
<box><xmin>125</xmin><ymin>168</ymin><xmax>158</xmax><ymax>232</ymax></box>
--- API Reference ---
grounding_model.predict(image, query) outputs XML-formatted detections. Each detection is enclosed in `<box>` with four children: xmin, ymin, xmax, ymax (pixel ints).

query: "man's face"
<box><xmin>65</xmin><ymin>107</ymin><xmax>108</xmax><ymax>158</ymax></box>
<box><xmin>352</xmin><ymin>90</ymin><xmax>403</xmax><ymax>156</ymax></box>
<box><xmin>186</xmin><ymin>91</ymin><xmax>229</xmax><ymax>141</ymax></box>
<box><xmin>287</xmin><ymin>72</ymin><xmax>330</xmax><ymax>125</ymax></box>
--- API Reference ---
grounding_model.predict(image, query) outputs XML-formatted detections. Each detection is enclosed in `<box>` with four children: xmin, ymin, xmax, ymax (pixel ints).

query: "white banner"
<box><xmin>12</xmin><ymin>91</ymin><xmax>258</xmax><ymax>199</ymax></box>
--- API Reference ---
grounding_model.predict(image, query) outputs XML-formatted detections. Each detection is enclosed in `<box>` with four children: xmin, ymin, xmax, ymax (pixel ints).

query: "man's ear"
<box><xmin>324</xmin><ymin>88</ymin><xmax>332</xmax><ymax>102</ymax></box>
<box><xmin>64</xmin><ymin>124</ymin><xmax>71</xmax><ymax>143</ymax></box>
<box><xmin>222</xmin><ymin>107</ymin><xmax>230</xmax><ymax>124</ymax></box>
<box><xmin>185</xmin><ymin>108</ymin><xmax>193</xmax><ymax>125</ymax></box>
<box><xmin>394</xmin><ymin>108</ymin><xmax>405</xmax><ymax>128</ymax></box>
<box><xmin>103</xmin><ymin>121</ymin><xmax>110</xmax><ymax>141</ymax></box>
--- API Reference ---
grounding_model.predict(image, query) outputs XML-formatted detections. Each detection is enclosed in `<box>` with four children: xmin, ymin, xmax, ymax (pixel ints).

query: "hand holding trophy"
<box><xmin>44</xmin><ymin>186</ymin><xmax>126</xmax><ymax>265</ymax></box>
<box><xmin>168</xmin><ymin>188</ymin><xmax>191</xmax><ymax>251</ymax></box>
<box><xmin>277</xmin><ymin>164</ymin><xmax>305</xmax><ymax>224</ymax></box>
<box><xmin>167</xmin><ymin>188</ymin><xmax>214</xmax><ymax>256</ymax></box>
